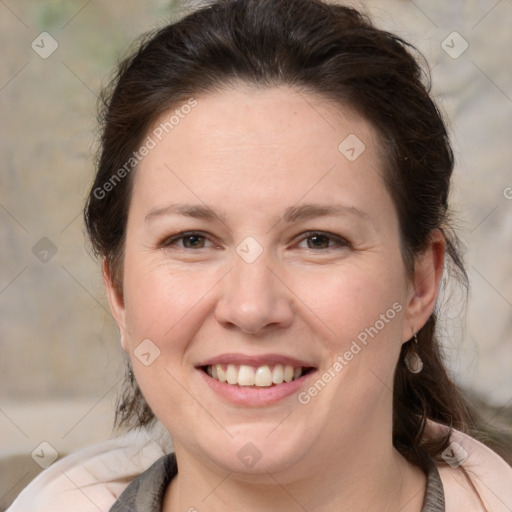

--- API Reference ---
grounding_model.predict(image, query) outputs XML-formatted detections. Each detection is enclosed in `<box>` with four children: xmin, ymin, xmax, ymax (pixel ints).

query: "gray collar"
<box><xmin>110</xmin><ymin>453</ymin><xmax>445</xmax><ymax>511</ymax></box>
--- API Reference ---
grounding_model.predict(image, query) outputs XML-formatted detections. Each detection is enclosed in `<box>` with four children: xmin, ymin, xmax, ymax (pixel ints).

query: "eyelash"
<box><xmin>160</xmin><ymin>231</ymin><xmax>350</xmax><ymax>251</ymax></box>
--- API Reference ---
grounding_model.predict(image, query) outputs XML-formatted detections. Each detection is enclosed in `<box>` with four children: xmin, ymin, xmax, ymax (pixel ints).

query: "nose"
<box><xmin>214</xmin><ymin>254</ymin><xmax>294</xmax><ymax>334</ymax></box>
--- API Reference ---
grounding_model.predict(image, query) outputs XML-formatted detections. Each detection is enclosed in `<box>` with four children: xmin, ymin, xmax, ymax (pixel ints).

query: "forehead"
<box><xmin>132</xmin><ymin>85</ymin><xmax>389</xmax><ymax>220</ymax></box>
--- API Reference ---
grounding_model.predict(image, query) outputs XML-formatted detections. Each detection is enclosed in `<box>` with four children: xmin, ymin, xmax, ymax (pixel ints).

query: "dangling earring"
<box><xmin>404</xmin><ymin>333</ymin><xmax>423</xmax><ymax>374</ymax></box>
<box><xmin>127</xmin><ymin>364</ymin><xmax>135</xmax><ymax>386</ymax></box>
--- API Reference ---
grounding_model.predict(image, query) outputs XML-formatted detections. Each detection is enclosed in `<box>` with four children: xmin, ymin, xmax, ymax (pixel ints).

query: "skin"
<box><xmin>105</xmin><ymin>85</ymin><xmax>445</xmax><ymax>511</ymax></box>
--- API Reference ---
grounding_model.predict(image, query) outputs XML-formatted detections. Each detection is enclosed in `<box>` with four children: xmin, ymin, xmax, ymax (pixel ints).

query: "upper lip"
<box><xmin>198</xmin><ymin>353</ymin><xmax>316</xmax><ymax>368</ymax></box>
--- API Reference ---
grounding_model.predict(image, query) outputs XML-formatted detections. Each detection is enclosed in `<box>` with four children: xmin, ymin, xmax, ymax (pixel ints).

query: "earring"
<box><xmin>404</xmin><ymin>333</ymin><xmax>423</xmax><ymax>374</ymax></box>
<box><xmin>128</xmin><ymin>366</ymin><xmax>135</xmax><ymax>386</ymax></box>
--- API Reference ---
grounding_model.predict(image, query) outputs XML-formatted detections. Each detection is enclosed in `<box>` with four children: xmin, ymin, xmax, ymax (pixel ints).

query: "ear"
<box><xmin>402</xmin><ymin>229</ymin><xmax>445</xmax><ymax>342</ymax></box>
<box><xmin>102</xmin><ymin>258</ymin><xmax>129</xmax><ymax>352</ymax></box>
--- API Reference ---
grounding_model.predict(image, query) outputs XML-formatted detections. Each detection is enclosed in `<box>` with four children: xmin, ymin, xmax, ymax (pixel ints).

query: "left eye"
<box><xmin>297</xmin><ymin>232</ymin><xmax>348</xmax><ymax>250</ymax></box>
<box><xmin>161</xmin><ymin>232</ymin><xmax>212</xmax><ymax>249</ymax></box>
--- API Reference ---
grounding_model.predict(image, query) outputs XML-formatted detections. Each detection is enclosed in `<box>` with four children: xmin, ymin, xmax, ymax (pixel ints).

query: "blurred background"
<box><xmin>1</xmin><ymin>0</ymin><xmax>511</xmax><ymax>509</ymax></box>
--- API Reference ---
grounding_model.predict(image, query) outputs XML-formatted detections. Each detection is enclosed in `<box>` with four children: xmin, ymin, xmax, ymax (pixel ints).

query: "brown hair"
<box><xmin>85</xmin><ymin>0</ymin><xmax>485</xmax><ymax>475</ymax></box>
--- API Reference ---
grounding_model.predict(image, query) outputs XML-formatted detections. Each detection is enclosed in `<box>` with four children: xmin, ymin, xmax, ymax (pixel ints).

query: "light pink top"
<box><xmin>7</xmin><ymin>425</ymin><xmax>512</xmax><ymax>511</ymax></box>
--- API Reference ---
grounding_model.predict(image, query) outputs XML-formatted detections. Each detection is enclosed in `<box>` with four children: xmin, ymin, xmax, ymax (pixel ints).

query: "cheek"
<box><xmin>120</xmin><ymin>259</ymin><xmax>211</xmax><ymax>414</ymax></box>
<box><xmin>296</xmin><ymin>264</ymin><xmax>406</xmax><ymax>402</ymax></box>
<box><xmin>291</xmin><ymin>260</ymin><xmax>406</xmax><ymax>349</ymax></box>
<box><xmin>121</xmin><ymin>256</ymin><xmax>218</xmax><ymax>349</ymax></box>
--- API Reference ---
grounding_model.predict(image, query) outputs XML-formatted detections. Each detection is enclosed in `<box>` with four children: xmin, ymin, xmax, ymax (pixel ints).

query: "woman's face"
<box><xmin>106</xmin><ymin>85</ymin><xmax>439</xmax><ymax>478</ymax></box>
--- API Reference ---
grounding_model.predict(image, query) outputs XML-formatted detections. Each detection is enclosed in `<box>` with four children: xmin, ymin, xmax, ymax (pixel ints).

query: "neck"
<box><xmin>163</xmin><ymin>426</ymin><xmax>426</xmax><ymax>511</ymax></box>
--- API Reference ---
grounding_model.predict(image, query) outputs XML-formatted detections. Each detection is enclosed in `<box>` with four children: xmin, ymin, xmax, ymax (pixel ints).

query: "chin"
<box><xmin>191</xmin><ymin>421</ymin><xmax>313</xmax><ymax>476</ymax></box>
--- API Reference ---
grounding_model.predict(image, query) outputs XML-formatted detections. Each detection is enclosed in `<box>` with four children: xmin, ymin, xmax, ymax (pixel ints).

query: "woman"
<box><xmin>9</xmin><ymin>0</ymin><xmax>512</xmax><ymax>510</ymax></box>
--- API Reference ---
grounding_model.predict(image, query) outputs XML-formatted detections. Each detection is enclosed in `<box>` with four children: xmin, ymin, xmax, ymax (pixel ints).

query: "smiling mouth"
<box><xmin>202</xmin><ymin>364</ymin><xmax>315</xmax><ymax>387</ymax></box>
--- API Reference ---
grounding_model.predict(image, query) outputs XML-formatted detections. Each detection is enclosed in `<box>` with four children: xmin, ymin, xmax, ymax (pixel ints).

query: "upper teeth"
<box><xmin>206</xmin><ymin>364</ymin><xmax>303</xmax><ymax>387</ymax></box>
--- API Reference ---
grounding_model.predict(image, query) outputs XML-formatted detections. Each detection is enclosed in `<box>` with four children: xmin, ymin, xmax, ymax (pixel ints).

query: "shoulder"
<box><xmin>6</xmin><ymin>429</ymin><xmax>166</xmax><ymax>512</ymax></box>
<box><xmin>431</xmin><ymin>424</ymin><xmax>512</xmax><ymax>511</ymax></box>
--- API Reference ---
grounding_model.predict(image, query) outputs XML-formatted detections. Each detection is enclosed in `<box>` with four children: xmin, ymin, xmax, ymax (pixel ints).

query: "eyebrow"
<box><xmin>281</xmin><ymin>203</ymin><xmax>370</xmax><ymax>223</ymax></box>
<box><xmin>145</xmin><ymin>203</ymin><xmax>220</xmax><ymax>223</ymax></box>
<box><xmin>144</xmin><ymin>202</ymin><xmax>370</xmax><ymax>224</ymax></box>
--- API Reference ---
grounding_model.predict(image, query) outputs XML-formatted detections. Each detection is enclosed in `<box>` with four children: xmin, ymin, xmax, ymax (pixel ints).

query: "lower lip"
<box><xmin>198</xmin><ymin>369</ymin><xmax>316</xmax><ymax>406</ymax></box>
